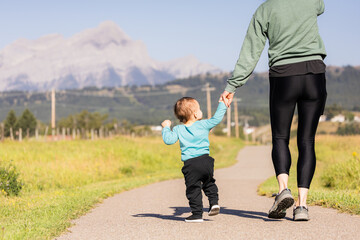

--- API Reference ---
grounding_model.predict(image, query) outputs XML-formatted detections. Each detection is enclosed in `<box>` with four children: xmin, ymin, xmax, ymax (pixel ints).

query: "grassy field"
<box><xmin>0</xmin><ymin>135</ymin><xmax>243</xmax><ymax>240</ymax></box>
<box><xmin>258</xmin><ymin>135</ymin><xmax>360</xmax><ymax>215</ymax></box>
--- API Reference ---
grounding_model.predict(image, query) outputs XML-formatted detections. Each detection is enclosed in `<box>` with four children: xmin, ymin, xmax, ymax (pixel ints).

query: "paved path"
<box><xmin>57</xmin><ymin>146</ymin><xmax>360</xmax><ymax>240</ymax></box>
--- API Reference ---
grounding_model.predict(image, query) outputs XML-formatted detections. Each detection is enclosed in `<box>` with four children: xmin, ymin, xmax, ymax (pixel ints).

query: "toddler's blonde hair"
<box><xmin>174</xmin><ymin>97</ymin><xmax>198</xmax><ymax>123</ymax></box>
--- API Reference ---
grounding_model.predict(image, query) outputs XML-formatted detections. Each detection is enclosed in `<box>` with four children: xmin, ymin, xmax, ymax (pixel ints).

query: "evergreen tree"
<box><xmin>4</xmin><ymin>110</ymin><xmax>17</xmax><ymax>137</ymax></box>
<box><xmin>17</xmin><ymin>109</ymin><xmax>37</xmax><ymax>136</ymax></box>
<box><xmin>76</xmin><ymin>110</ymin><xmax>91</xmax><ymax>130</ymax></box>
<box><xmin>88</xmin><ymin>112</ymin><xmax>108</xmax><ymax>130</ymax></box>
<box><xmin>58</xmin><ymin>114</ymin><xmax>76</xmax><ymax>129</ymax></box>
<box><xmin>58</xmin><ymin>110</ymin><xmax>108</xmax><ymax>130</ymax></box>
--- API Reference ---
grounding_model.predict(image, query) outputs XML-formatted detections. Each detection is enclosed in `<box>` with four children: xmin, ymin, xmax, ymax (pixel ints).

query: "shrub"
<box><xmin>336</xmin><ymin>123</ymin><xmax>360</xmax><ymax>135</ymax></box>
<box><xmin>0</xmin><ymin>161</ymin><xmax>23</xmax><ymax>196</ymax></box>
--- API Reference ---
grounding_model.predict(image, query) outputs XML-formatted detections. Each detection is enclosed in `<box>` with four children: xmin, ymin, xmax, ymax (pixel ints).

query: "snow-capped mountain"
<box><xmin>0</xmin><ymin>21</ymin><xmax>222</xmax><ymax>91</ymax></box>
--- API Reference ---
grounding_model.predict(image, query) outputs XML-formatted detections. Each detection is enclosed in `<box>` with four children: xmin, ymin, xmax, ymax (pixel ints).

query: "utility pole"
<box><xmin>233</xmin><ymin>98</ymin><xmax>242</xmax><ymax>138</ymax></box>
<box><xmin>227</xmin><ymin>104</ymin><xmax>231</xmax><ymax>137</ymax></box>
<box><xmin>202</xmin><ymin>83</ymin><xmax>215</xmax><ymax>119</ymax></box>
<box><xmin>10</xmin><ymin>127</ymin><xmax>13</xmax><ymax>140</ymax></box>
<box><xmin>51</xmin><ymin>89</ymin><xmax>56</xmax><ymax>140</ymax></box>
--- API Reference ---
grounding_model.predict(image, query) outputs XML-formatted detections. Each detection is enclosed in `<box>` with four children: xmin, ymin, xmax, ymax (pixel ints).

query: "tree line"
<box><xmin>1</xmin><ymin>109</ymin><xmax>152</xmax><ymax>140</ymax></box>
<box><xmin>3</xmin><ymin>109</ymin><xmax>37</xmax><ymax>137</ymax></box>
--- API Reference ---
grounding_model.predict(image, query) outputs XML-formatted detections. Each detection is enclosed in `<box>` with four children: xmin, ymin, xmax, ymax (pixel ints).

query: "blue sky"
<box><xmin>0</xmin><ymin>0</ymin><xmax>359</xmax><ymax>72</ymax></box>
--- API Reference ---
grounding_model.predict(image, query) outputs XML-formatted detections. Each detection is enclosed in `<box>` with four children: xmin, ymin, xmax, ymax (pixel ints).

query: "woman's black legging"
<box><xmin>269</xmin><ymin>73</ymin><xmax>327</xmax><ymax>189</ymax></box>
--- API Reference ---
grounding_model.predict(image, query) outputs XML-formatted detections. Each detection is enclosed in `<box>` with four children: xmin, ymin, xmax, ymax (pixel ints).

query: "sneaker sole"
<box><xmin>268</xmin><ymin>196</ymin><xmax>294</xmax><ymax>219</ymax></box>
<box><xmin>185</xmin><ymin>219</ymin><xmax>204</xmax><ymax>223</ymax></box>
<box><xmin>208</xmin><ymin>205</ymin><xmax>220</xmax><ymax>216</ymax></box>
<box><xmin>294</xmin><ymin>212</ymin><xmax>309</xmax><ymax>221</ymax></box>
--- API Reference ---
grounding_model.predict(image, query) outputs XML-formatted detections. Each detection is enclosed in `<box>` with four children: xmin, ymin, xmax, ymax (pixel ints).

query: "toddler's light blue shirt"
<box><xmin>162</xmin><ymin>102</ymin><xmax>227</xmax><ymax>161</ymax></box>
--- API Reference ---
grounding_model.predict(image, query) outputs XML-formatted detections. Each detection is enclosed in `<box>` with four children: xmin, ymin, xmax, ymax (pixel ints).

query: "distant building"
<box><xmin>331</xmin><ymin>114</ymin><xmax>345</xmax><ymax>123</ymax></box>
<box><xmin>319</xmin><ymin>115</ymin><xmax>327</xmax><ymax>122</ymax></box>
<box><xmin>354</xmin><ymin>116</ymin><xmax>360</xmax><ymax>123</ymax></box>
<box><xmin>243</xmin><ymin>126</ymin><xmax>255</xmax><ymax>135</ymax></box>
<box><xmin>151</xmin><ymin>126</ymin><xmax>163</xmax><ymax>132</ymax></box>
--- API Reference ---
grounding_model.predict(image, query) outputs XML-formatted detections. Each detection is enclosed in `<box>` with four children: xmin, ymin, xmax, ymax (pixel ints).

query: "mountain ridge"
<box><xmin>0</xmin><ymin>21</ymin><xmax>221</xmax><ymax>91</ymax></box>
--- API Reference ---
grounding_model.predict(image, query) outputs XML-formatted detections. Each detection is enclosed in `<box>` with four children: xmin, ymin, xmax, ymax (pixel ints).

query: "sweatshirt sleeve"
<box><xmin>199</xmin><ymin>102</ymin><xmax>228</xmax><ymax>130</ymax></box>
<box><xmin>317</xmin><ymin>0</ymin><xmax>325</xmax><ymax>16</ymax></box>
<box><xmin>225</xmin><ymin>7</ymin><xmax>268</xmax><ymax>93</ymax></box>
<box><xmin>162</xmin><ymin>126</ymin><xmax>179</xmax><ymax>145</ymax></box>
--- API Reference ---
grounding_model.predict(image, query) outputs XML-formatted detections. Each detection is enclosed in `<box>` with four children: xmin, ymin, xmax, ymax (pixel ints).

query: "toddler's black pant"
<box><xmin>269</xmin><ymin>73</ymin><xmax>327</xmax><ymax>189</ymax></box>
<box><xmin>181</xmin><ymin>154</ymin><xmax>218</xmax><ymax>216</ymax></box>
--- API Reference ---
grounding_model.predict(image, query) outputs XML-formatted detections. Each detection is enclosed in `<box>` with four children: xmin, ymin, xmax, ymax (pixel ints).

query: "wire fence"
<box><xmin>0</xmin><ymin>123</ymin><xmax>154</xmax><ymax>142</ymax></box>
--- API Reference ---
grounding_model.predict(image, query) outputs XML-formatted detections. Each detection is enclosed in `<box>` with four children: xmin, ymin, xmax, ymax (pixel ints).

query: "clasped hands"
<box><xmin>220</xmin><ymin>90</ymin><xmax>234</xmax><ymax>108</ymax></box>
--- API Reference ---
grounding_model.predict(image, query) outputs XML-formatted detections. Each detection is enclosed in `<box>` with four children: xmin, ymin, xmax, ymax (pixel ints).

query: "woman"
<box><xmin>221</xmin><ymin>0</ymin><xmax>327</xmax><ymax>221</ymax></box>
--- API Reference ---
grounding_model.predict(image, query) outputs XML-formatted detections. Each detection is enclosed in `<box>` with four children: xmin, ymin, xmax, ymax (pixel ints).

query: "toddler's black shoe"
<box><xmin>208</xmin><ymin>204</ymin><xmax>220</xmax><ymax>216</ymax></box>
<box><xmin>185</xmin><ymin>214</ymin><xmax>203</xmax><ymax>223</ymax></box>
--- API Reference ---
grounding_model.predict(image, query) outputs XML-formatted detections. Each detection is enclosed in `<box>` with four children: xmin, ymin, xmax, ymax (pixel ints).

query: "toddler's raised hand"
<box><xmin>161</xmin><ymin>120</ymin><xmax>172</xmax><ymax>128</ymax></box>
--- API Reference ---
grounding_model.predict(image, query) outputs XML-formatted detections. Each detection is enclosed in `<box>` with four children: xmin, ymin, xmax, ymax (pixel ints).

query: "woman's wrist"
<box><xmin>224</xmin><ymin>84</ymin><xmax>236</xmax><ymax>93</ymax></box>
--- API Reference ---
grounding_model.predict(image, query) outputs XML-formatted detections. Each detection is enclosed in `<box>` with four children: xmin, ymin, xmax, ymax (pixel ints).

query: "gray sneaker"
<box><xmin>268</xmin><ymin>188</ymin><xmax>295</xmax><ymax>219</ymax></box>
<box><xmin>293</xmin><ymin>206</ymin><xmax>309</xmax><ymax>221</ymax></box>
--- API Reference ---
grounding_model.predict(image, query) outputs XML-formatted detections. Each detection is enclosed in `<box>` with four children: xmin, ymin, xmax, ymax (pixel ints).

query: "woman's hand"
<box><xmin>220</xmin><ymin>91</ymin><xmax>235</xmax><ymax>107</ymax></box>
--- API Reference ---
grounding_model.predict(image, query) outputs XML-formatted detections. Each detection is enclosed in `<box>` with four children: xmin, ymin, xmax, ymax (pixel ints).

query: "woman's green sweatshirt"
<box><xmin>225</xmin><ymin>0</ymin><xmax>327</xmax><ymax>93</ymax></box>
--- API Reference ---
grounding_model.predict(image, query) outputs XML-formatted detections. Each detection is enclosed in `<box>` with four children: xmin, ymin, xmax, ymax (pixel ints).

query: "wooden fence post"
<box><xmin>62</xmin><ymin>128</ymin><xmax>65</xmax><ymax>140</ymax></box>
<box><xmin>45</xmin><ymin>126</ymin><xmax>49</xmax><ymax>141</ymax></box>
<box><xmin>99</xmin><ymin>127</ymin><xmax>103</xmax><ymax>138</ymax></box>
<box><xmin>19</xmin><ymin>128</ymin><xmax>22</xmax><ymax>142</ymax></box>
<box><xmin>52</xmin><ymin>128</ymin><xmax>55</xmax><ymax>141</ymax></box>
<box><xmin>1</xmin><ymin>123</ymin><xmax>4</xmax><ymax>141</ymax></box>
<box><xmin>56</xmin><ymin>128</ymin><xmax>60</xmax><ymax>141</ymax></box>
<box><xmin>10</xmin><ymin>127</ymin><xmax>14</xmax><ymax>140</ymax></box>
<box><xmin>114</xmin><ymin>123</ymin><xmax>118</xmax><ymax>135</ymax></box>
<box><xmin>35</xmin><ymin>128</ymin><xmax>39</xmax><ymax>140</ymax></box>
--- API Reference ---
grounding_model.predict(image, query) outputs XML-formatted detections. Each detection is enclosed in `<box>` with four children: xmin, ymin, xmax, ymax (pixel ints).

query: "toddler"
<box><xmin>161</xmin><ymin>97</ymin><xmax>227</xmax><ymax>222</ymax></box>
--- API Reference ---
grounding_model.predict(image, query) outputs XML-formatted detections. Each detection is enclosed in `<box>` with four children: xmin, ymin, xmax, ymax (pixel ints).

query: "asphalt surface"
<box><xmin>57</xmin><ymin>146</ymin><xmax>360</xmax><ymax>240</ymax></box>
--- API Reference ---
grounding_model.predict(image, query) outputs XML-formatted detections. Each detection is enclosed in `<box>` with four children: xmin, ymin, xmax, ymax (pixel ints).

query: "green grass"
<box><xmin>258</xmin><ymin>135</ymin><xmax>360</xmax><ymax>215</ymax></box>
<box><xmin>0</xmin><ymin>135</ymin><xmax>243</xmax><ymax>240</ymax></box>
